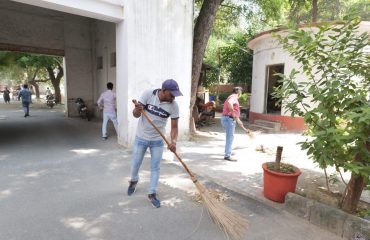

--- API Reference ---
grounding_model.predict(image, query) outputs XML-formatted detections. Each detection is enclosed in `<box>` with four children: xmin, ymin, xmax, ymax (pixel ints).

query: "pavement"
<box><xmin>173</xmin><ymin>113</ymin><xmax>370</xmax><ymax>239</ymax></box>
<box><xmin>174</xmin><ymin>114</ymin><xmax>370</xmax><ymax>209</ymax></box>
<box><xmin>0</xmin><ymin>101</ymin><xmax>366</xmax><ymax>240</ymax></box>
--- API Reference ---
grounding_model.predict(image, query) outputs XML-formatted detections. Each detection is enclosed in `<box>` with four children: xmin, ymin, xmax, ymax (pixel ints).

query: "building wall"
<box><xmin>0</xmin><ymin>1</ymin><xmax>65</xmax><ymax>50</ymax></box>
<box><xmin>1</xmin><ymin>0</ymin><xmax>194</xmax><ymax>147</ymax></box>
<box><xmin>116</xmin><ymin>0</ymin><xmax>193</xmax><ymax>146</ymax></box>
<box><xmin>63</xmin><ymin>15</ymin><xmax>94</xmax><ymax>116</ymax></box>
<box><xmin>248</xmin><ymin>22</ymin><xmax>370</xmax><ymax>130</ymax></box>
<box><xmin>248</xmin><ymin>33</ymin><xmax>304</xmax><ymax>116</ymax></box>
<box><xmin>91</xmin><ymin>20</ymin><xmax>117</xmax><ymax>119</ymax></box>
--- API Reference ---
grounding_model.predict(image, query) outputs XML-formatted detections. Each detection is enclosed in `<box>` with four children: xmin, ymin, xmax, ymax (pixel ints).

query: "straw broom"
<box><xmin>132</xmin><ymin>100</ymin><xmax>248</xmax><ymax>240</ymax></box>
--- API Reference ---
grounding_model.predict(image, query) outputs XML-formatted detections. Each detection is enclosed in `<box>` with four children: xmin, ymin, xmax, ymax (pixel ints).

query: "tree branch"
<box><xmin>34</xmin><ymin>79</ymin><xmax>51</xmax><ymax>83</ymax></box>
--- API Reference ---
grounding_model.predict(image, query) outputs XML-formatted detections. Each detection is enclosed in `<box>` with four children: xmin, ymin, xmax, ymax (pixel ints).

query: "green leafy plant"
<box><xmin>238</xmin><ymin>93</ymin><xmax>249</xmax><ymax>107</ymax></box>
<box><xmin>215</xmin><ymin>92</ymin><xmax>230</xmax><ymax>105</ymax></box>
<box><xmin>273</xmin><ymin>17</ymin><xmax>370</xmax><ymax>213</ymax></box>
<box><xmin>358</xmin><ymin>208</ymin><xmax>370</xmax><ymax>218</ymax></box>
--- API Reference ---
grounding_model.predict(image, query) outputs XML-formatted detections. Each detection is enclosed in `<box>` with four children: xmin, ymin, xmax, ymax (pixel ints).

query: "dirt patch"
<box><xmin>296</xmin><ymin>170</ymin><xmax>370</xmax><ymax>219</ymax></box>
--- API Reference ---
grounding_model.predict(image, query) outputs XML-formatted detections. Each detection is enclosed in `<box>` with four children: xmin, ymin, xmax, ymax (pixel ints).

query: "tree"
<box><xmin>219</xmin><ymin>32</ymin><xmax>253</xmax><ymax>86</ymax></box>
<box><xmin>190</xmin><ymin>0</ymin><xmax>286</xmax><ymax>132</ymax></box>
<box><xmin>0</xmin><ymin>52</ymin><xmax>63</xmax><ymax>103</ymax></box>
<box><xmin>274</xmin><ymin>17</ymin><xmax>370</xmax><ymax>213</ymax></box>
<box><xmin>190</xmin><ymin>0</ymin><xmax>224</xmax><ymax>133</ymax></box>
<box><xmin>286</xmin><ymin>0</ymin><xmax>370</xmax><ymax>24</ymax></box>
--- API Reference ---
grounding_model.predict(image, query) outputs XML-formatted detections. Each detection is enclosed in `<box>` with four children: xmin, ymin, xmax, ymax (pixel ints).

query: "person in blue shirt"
<box><xmin>18</xmin><ymin>84</ymin><xmax>32</xmax><ymax>117</ymax></box>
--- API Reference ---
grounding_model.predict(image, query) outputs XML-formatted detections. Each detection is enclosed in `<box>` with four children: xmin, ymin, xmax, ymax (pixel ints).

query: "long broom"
<box><xmin>132</xmin><ymin>100</ymin><xmax>248</xmax><ymax>240</ymax></box>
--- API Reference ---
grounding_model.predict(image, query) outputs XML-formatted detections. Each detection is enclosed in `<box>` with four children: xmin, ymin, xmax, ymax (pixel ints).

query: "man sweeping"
<box><xmin>221</xmin><ymin>87</ymin><xmax>252</xmax><ymax>162</ymax></box>
<box><xmin>127</xmin><ymin>79</ymin><xmax>182</xmax><ymax>208</ymax></box>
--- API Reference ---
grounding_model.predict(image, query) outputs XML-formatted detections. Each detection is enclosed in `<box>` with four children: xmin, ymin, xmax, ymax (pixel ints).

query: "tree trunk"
<box><xmin>311</xmin><ymin>0</ymin><xmax>318</xmax><ymax>23</ymax></box>
<box><xmin>340</xmin><ymin>174</ymin><xmax>365</xmax><ymax>213</ymax></box>
<box><xmin>28</xmin><ymin>79</ymin><xmax>40</xmax><ymax>99</ymax></box>
<box><xmin>190</xmin><ymin>0</ymin><xmax>223</xmax><ymax>134</ymax></box>
<box><xmin>340</xmin><ymin>141</ymin><xmax>369</xmax><ymax>213</ymax></box>
<box><xmin>47</xmin><ymin>65</ymin><xmax>63</xmax><ymax>104</ymax></box>
<box><xmin>27</xmin><ymin>69</ymin><xmax>40</xmax><ymax>100</ymax></box>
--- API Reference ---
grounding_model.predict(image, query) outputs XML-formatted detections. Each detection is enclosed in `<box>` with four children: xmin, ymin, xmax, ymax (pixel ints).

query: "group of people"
<box><xmin>9</xmin><ymin>79</ymin><xmax>248</xmax><ymax>208</ymax></box>
<box><xmin>8</xmin><ymin>78</ymin><xmax>246</xmax><ymax>208</ymax></box>
<box><xmin>2</xmin><ymin>86</ymin><xmax>23</xmax><ymax>103</ymax></box>
<box><xmin>99</xmin><ymin>79</ymin><xmax>247</xmax><ymax>208</ymax></box>
<box><xmin>3</xmin><ymin>85</ymin><xmax>56</xmax><ymax>118</ymax></box>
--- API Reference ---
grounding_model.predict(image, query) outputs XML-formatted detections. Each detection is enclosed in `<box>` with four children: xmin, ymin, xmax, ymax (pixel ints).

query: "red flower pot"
<box><xmin>262</xmin><ymin>162</ymin><xmax>301</xmax><ymax>203</ymax></box>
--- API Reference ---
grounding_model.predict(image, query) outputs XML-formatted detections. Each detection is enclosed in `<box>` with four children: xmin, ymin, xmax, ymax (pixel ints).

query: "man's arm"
<box><xmin>168</xmin><ymin>118</ymin><xmax>179</xmax><ymax>153</ymax></box>
<box><xmin>97</xmin><ymin>94</ymin><xmax>103</xmax><ymax>110</ymax></box>
<box><xmin>235</xmin><ymin>117</ymin><xmax>254</xmax><ymax>138</ymax></box>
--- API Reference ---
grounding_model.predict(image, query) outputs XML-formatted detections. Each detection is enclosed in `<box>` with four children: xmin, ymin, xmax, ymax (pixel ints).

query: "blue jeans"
<box><xmin>221</xmin><ymin>116</ymin><xmax>236</xmax><ymax>158</ymax></box>
<box><xmin>22</xmin><ymin>101</ymin><xmax>30</xmax><ymax>115</ymax></box>
<box><xmin>102</xmin><ymin>112</ymin><xmax>118</xmax><ymax>137</ymax></box>
<box><xmin>130</xmin><ymin>137</ymin><xmax>164</xmax><ymax>194</ymax></box>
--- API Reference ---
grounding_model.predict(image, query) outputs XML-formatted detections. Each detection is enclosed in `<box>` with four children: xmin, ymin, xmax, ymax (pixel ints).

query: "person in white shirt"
<box><xmin>97</xmin><ymin>82</ymin><xmax>119</xmax><ymax>140</ymax></box>
<box><xmin>45</xmin><ymin>87</ymin><xmax>52</xmax><ymax>97</ymax></box>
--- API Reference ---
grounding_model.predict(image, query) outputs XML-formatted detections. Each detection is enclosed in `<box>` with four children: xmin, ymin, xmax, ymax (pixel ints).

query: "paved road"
<box><xmin>0</xmin><ymin>102</ymin><xmax>340</xmax><ymax>240</ymax></box>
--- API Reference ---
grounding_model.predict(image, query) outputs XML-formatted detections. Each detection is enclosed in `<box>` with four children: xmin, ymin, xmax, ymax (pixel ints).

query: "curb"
<box><xmin>165</xmin><ymin>158</ymin><xmax>370</xmax><ymax>240</ymax></box>
<box><xmin>284</xmin><ymin>193</ymin><xmax>370</xmax><ymax>240</ymax></box>
<box><xmin>187</xmin><ymin>166</ymin><xmax>370</xmax><ymax>240</ymax></box>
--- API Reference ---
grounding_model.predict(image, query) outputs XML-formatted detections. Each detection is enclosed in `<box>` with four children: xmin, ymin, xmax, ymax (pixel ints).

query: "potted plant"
<box><xmin>262</xmin><ymin>146</ymin><xmax>301</xmax><ymax>203</ymax></box>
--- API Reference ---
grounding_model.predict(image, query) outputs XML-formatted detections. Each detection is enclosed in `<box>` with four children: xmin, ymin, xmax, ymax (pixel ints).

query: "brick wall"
<box><xmin>209</xmin><ymin>84</ymin><xmax>250</xmax><ymax>94</ymax></box>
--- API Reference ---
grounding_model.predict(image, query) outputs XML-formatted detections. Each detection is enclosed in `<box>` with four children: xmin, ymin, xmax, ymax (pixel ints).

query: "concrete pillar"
<box><xmin>116</xmin><ymin>0</ymin><xmax>193</xmax><ymax>147</ymax></box>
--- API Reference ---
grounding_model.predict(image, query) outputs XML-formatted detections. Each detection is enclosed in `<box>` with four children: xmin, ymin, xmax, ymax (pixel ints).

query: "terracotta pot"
<box><xmin>262</xmin><ymin>162</ymin><xmax>301</xmax><ymax>203</ymax></box>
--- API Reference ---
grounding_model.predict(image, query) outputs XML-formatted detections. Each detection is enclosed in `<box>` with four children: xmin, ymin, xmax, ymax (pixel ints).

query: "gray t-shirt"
<box><xmin>136</xmin><ymin>88</ymin><xmax>179</xmax><ymax>141</ymax></box>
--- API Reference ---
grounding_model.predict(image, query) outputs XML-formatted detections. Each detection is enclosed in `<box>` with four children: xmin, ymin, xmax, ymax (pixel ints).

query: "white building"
<box><xmin>0</xmin><ymin>0</ymin><xmax>193</xmax><ymax>146</ymax></box>
<box><xmin>247</xmin><ymin>21</ymin><xmax>370</xmax><ymax>131</ymax></box>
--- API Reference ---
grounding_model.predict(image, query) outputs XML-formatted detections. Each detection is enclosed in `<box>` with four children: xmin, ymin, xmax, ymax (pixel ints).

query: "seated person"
<box><xmin>198</xmin><ymin>101</ymin><xmax>216</xmax><ymax>124</ymax></box>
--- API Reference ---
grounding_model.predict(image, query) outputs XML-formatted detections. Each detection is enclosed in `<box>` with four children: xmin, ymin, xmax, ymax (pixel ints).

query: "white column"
<box><xmin>116</xmin><ymin>0</ymin><xmax>193</xmax><ymax>147</ymax></box>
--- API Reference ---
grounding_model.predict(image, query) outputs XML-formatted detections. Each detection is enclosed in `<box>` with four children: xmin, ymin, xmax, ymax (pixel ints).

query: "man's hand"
<box><xmin>245</xmin><ymin>129</ymin><xmax>255</xmax><ymax>138</ymax></box>
<box><xmin>168</xmin><ymin>142</ymin><xmax>176</xmax><ymax>153</ymax></box>
<box><xmin>132</xmin><ymin>100</ymin><xmax>144</xmax><ymax>117</ymax></box>
<box><xmin>236</xmin><ymin>118</ymin><xmax>254</xmax><ymax>138</ymax></box>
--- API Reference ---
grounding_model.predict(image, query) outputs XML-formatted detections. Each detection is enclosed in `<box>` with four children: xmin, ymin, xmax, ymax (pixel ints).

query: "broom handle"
<box><xmin>132</xmin><ymin>100</ymin><xmax>197</xmax><ymax>181</ymax></box>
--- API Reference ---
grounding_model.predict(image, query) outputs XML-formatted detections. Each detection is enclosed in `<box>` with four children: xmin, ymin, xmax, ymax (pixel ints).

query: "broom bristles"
<box><xmin>194</xmin><ymin>181</ymin><xmax>248</xmax><ymax>240</ymax></box>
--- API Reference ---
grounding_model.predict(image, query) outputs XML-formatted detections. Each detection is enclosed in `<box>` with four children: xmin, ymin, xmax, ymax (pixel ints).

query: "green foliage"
<box><xmin>201</xmin><ymin>0</ymin><xmax>282</xmax><ymax>88</ymax></box>
<box><xmin>254</xmin><ymin>0</ymin><xmax>287</xmax><ymax>24</ymax></box>
<box><xmin>238</xmin><ymin>93</ymin><xmax>249</xmax><ymax>107</ymax></box>
<box><xmin>219</xmin><ymin>32</ymin><xmax>253</xmax><ymax>85</ymax></box>
<box><xmin>284</xmin><ymin>0</ymin><xmax>370</xmax><ymax>24</ymax></box>
<box><xmin>216</xmin><ymin>92</ymin><xmax>230</xmax><ymax>105</ymax></box>
<box><xmin>358</xmin><ymin>208</ymin><xmax>370</xmax><ymax>218</ymax></box>
<box><xmin>0</xmin><ymin>51</ymin><xmax>62</xmax><ymax>84</ymax></box>
<box><xmin>273</xmin><ymin>17</ymin><xmax>370</xmax><ymax>184</ymax></box>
